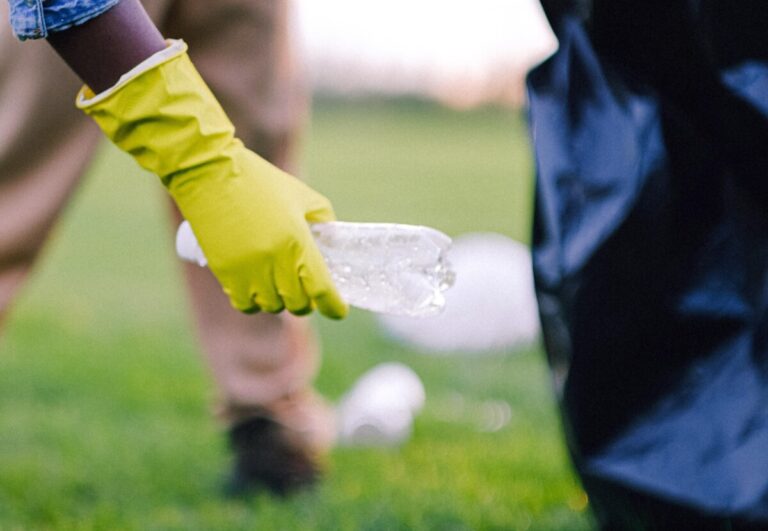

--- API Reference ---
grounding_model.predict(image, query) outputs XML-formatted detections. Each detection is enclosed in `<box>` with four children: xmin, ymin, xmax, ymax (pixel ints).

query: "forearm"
<box><xmin>46</xmin><ymin>0</ymin><xmax>165</xmax><ymax>93</ymax></box>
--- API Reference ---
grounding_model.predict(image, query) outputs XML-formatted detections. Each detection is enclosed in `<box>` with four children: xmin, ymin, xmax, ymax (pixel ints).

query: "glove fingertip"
<box><xmin>298</xmin><ymin>249</ymin><xmax>347</xmax><ymax>318</ymax></box>
<box><xmin>226</xmin><ymin>288</ymin><xmax>260</xmax><ymax>314</ymax></box>
<box><xmin>306</xmin><ymin>209</ymin><xmax>337</xmax><ymax>224</ymax></box>
<box><xmin>314</xmin><ymin>292</ymin><xmax>349</xmax><ymax>320</ymax></box>
<box><xmin>304</xmin><ymin>195</ymin><xmax>337</xmax><ymax>223</ymax></box>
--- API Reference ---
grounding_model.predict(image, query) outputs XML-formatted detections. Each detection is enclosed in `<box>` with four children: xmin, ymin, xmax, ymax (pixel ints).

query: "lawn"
<box><xmin>0</xmin><ymin>98</ymin><xmax>593</xmax><ymax>530</ymax></box>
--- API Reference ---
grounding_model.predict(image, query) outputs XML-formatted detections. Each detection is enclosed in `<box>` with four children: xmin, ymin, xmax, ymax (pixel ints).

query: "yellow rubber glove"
<box><xmin>76</xmin><ymin>40</ymin><xmax>347</xmax><ymax>318</ymax></box>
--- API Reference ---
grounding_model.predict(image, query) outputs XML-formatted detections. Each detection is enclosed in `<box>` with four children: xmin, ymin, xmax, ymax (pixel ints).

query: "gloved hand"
<box><xmin>76</xmin><ymin>40</ymin><xmax>347</xmax><ymax>318</ymax></box>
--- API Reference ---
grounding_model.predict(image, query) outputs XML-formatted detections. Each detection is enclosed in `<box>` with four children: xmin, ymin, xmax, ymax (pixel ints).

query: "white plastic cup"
<box><xmin>337</xmin><ymin>362</ymin><xmax>426</xmax><ymax>446</ymax></box>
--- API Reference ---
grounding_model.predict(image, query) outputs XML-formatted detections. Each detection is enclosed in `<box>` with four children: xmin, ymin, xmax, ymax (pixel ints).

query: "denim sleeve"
<box><xmin>8</xmin><ymin>0</ymin><xmax>121</xmax><ymax>40</ymax></box>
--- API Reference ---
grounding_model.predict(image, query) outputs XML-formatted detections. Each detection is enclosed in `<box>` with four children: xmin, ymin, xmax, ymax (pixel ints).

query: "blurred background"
<box><xmin>297</xmin><ymin>0</ymin><xmax>556</xmax><ymax>108</ymax></box>
<box><xmin>0</xmin><ymin>1</ymin><xmax>596</xmax><ymax>529</ymax></box>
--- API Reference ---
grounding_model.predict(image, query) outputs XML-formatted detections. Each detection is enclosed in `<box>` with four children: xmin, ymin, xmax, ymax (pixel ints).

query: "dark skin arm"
<box><xmin>46</xmin><ymin>0</ymin><xmax>166</xmax><ymax>93</ymax></box>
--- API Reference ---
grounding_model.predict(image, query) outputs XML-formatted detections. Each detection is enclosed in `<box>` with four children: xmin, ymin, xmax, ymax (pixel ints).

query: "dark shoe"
<box><xmin>225</xmin><ymin>415</ymin><xmax>322</xmax><ymax>497</ymax></box>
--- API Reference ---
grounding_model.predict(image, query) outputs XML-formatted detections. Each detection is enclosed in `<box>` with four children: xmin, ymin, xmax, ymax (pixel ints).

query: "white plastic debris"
<box><xmin>337</xmin><ymin>362</ymin><xmax>426</xmax><ymax>446</ymax></box>
<box><xmin>377</xmin><ymin>233</ymin><xmax>540</xmax><ymax>353</ymax></box>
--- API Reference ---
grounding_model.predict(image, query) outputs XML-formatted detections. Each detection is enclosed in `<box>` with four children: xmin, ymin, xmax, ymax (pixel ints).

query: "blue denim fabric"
<box><xmin>8</xmin><ymin>0</ymin><xmax>120</xmax><ymax>40</ymax></box>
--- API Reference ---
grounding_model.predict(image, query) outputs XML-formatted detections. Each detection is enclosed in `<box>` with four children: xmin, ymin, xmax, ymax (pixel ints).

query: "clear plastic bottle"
<box><xmin>175</xmin><ymin>220</ymin><xmax>455</xmax><ymax>317</ymax></box>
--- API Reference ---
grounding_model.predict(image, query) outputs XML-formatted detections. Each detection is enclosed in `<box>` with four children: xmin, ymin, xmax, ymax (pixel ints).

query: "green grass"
<box><xmin>0</xmin><ymin>98</ymin><xmax>593</xmax><ymax>530</ymax></box>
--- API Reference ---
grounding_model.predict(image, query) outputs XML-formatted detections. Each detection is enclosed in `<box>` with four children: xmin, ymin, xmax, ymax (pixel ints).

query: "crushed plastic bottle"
<box><xmin>175</xmin><ymin>220</ymin><xmax>455</xmax><ymax>317</ymax></box>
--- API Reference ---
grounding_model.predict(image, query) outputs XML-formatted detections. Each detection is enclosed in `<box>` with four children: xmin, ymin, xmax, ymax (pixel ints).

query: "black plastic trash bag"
<box><xmin>528</xmin><ymin>1</ymin><xmax>768</xmax><ymax>526</ymax></box>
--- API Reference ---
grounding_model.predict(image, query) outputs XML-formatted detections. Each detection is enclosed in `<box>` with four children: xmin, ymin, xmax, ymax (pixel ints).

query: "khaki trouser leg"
<box><xmin>0</xmin><ymin>19</ymin><xmax>102</xmax><ymax>327</ymax></box>
<box><xmin>156</xmin><ymin>0</ymin><xmax>334</xmax><ymax>447</ymax></box>
<box><xmin>0</xmin><ymin>0</ymin><xmax>332</xmax><ymax>447</ymax></box>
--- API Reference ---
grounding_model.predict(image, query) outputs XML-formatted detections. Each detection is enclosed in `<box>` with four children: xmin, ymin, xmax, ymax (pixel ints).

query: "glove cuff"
<box><xmin>76</xmin><ymin>39</ymin><xmax>188</xmax><ymax>108</ymax></box>
<box><xmin>76</xmin><ymin>38</ymin><xmax>238</xmax><ymax>185</ymax></box>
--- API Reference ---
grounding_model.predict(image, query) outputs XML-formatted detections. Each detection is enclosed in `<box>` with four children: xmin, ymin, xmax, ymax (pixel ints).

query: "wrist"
<box><xmin>47</xmin><ymin>0</ymin><xmax>166</xmax><ymax>92</ymax></box>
